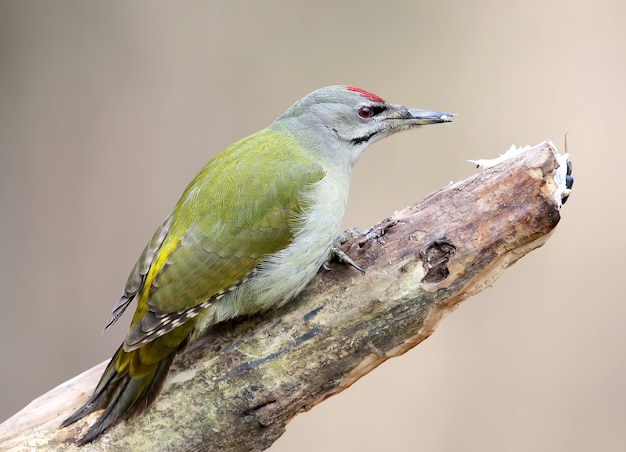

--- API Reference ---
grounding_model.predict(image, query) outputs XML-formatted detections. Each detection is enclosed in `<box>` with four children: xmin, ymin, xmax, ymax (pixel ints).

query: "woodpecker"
<box><xmin>61</xmin><ymin>85</ymin><xmax>453</xmax><ymax>444</ymax></box>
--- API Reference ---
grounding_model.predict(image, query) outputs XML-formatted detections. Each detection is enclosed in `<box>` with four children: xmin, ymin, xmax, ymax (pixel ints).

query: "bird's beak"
<box><xmin>405</xmin><ymin>108</ymin><xmax>455</xmax><ymax>125</ymax></box>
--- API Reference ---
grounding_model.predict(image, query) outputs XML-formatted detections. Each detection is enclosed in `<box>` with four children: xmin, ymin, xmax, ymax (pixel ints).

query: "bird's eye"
<box><xmin>358</xmin><ymin>106</ymin><xmax>374</xmax><ymax>119</ymax></box>
<box><xmin>358</xmin><ymin>105</ymin><xmax>385</xmax><ymax>119</ymax></box>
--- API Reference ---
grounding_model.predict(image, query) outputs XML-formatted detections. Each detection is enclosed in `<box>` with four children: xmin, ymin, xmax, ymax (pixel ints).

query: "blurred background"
<box><xmin>1</xmin><ymin>1</ymin><xmax>624</xmax><ymax>451</ymax></box>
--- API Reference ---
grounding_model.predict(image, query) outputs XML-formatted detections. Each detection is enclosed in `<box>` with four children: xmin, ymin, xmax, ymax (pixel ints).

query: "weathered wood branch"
<box><xmin>0</xmin><ymin>141</ymin><xmax>571</xmax><ymax>451</ymax></box>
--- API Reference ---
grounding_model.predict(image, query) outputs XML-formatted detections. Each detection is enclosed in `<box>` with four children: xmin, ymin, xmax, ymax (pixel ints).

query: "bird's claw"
<box><xmin>325</xmin><ymin>228</ymin><xmax>364</xmax><ymax>273</ymax></box>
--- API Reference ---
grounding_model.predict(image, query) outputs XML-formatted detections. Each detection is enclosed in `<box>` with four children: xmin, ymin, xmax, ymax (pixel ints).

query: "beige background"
<box><xmin>1</xmin><ymin>1</ymin><xmax>624</xmax><ymax>451</ymax></box>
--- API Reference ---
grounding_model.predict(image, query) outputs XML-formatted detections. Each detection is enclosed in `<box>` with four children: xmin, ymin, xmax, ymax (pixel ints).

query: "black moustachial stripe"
<box><xmin>351</xmin><ymin>131</ymin><xmax>378</xmax><ymax>146</ymax></box>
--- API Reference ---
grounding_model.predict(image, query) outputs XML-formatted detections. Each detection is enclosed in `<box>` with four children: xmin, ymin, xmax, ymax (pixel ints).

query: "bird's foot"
<box><xmin>324</xmin><ymin>227</ymin><xmax>364</xmax><ymax>273</ymax></box>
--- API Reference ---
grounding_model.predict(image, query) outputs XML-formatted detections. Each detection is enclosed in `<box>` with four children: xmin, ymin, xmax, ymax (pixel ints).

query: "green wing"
<box><xmin>112</xmin><ymin>130</ymin><xmax>324</xmax><ymax>350</ymax></box>
<box><xmin>104</xmin><ymin>213</ymin><xmax>174</xmax><ymax>331</ymax></box>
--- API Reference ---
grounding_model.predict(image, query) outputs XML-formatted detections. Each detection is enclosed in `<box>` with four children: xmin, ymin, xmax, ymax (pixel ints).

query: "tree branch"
<box><xmin>0</xmin><ymin>141</ymin><xmax>572</xmax><ymax>451</ymax></box>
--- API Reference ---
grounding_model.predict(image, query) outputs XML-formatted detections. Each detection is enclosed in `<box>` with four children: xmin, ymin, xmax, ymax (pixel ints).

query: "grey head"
<box><xmin>270</xmin><ymin>85</ymin><xmax>453</xmax><ymax>167</ymax></box>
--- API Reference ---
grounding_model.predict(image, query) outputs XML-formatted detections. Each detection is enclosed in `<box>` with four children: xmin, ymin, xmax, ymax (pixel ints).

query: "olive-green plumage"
<box><xmin>61</xmin><ymin>130</ymin><xmax>324</xmax><ymax>443</ymax></box>
<box><xmin>61</xmin><ymin>85</ymin><xmax>452</xmax><ymax>444</ymax></box>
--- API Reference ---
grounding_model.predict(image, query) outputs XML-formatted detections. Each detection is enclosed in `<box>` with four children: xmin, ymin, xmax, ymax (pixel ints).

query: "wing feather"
<box><xmin>104</xmin><ymin>213</ymin><xmax>174</xmax><ymax>330</ymax></box>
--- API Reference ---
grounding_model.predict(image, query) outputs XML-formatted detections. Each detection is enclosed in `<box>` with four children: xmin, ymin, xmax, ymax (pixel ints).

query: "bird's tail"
<box><xmin>61</xmin><ymin>334</ymin><xmax>189</xmax><ymax>445</ymax></box>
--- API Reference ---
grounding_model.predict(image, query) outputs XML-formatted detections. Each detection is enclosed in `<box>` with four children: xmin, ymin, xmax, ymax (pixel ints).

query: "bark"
<box><xmin>0</xmin><ymin>141</ymin><xmax>572</xmax><ymax>451</ymax></box>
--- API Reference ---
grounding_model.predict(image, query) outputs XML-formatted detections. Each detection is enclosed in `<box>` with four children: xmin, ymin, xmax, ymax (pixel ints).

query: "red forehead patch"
<box><xmin>345</xmin><ymin>86</ymin><xmax>386</xmax><ymax>103</ymax></box>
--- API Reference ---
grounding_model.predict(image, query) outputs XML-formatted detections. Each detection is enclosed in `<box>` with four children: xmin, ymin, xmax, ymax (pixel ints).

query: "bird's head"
<box><xmin>271</xmin><ymin>85</ymin><xmax>453</xmax><ymax>168</ymax></box>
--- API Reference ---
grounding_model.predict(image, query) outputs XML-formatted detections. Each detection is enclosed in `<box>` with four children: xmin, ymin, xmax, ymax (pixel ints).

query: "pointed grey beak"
<box><xmin>407</xmin><ymin>108</ymin><xmax>455</xmax><ymax>125</ymax></box>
